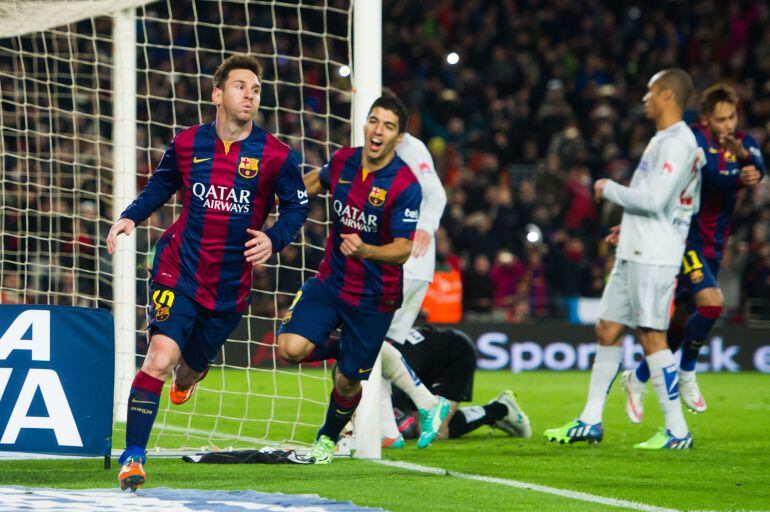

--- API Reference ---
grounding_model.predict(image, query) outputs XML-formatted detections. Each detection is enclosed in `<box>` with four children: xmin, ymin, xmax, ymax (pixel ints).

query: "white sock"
<box><xmin>381</xmin><ymin>342</ymin><xmax>438</xmax><ymax>411</ymax></box>
<box><xmin>579</xmin><ymin>345</ymin><xmax>622</xmax><ymax>425</ymax></box>
<box><xmin>679</xmin><ymin>369</ymin><xmax>695</xmax><ymax>383</ymax></box>
<box><xmin>379</xmin><ymin>380</ymin><xmax>401</xmax><ymax>439</ymax></box>
<box><xmin>647</xmin><ymin>349</ymin><xmax>689</xmax><ymax>438</ymax></box>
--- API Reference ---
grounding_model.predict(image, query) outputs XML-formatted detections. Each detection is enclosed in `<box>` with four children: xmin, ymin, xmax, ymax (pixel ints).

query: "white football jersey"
<box><xmin>396</xmin><ymin>133</ymin><xmax>447</xmax><ymax>282</ymax></box>
<box><xmin>603</xmin><ymin>120</ymin><xmax>701</xmax><ymax>266</ymax></box>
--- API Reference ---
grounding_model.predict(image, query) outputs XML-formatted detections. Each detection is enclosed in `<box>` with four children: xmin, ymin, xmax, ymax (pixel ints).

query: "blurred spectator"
<box><xmin>490</xmin><ymin>250</ymin><xmax>526</xmax><ymax>320</ymax></box>
<box><xmin>422</xmin><ymin>257</ymin><xmax>463</xmax><ymax>325</ymax></box>
<box><xmin>462</xmin><ymin>254</ymin><xmax>494</xmax><ymax>321</ymax></box>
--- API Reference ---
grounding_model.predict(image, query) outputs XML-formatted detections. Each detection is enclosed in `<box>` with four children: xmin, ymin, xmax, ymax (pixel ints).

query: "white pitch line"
<box><xmin>373</xmin><ymin>459</ymin><xmax>680</xmax><ymax>512</ymax></box>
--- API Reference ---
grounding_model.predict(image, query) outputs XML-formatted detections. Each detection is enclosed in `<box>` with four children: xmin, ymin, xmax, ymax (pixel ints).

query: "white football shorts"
<box><xmin>598</xmin><ymin>259</ymin><xmax>679</xmax><ymax>330</ymax></box>
<box><xmin>385</xmin><ymin>278</ymin><xmax>430</xmax><ymax>344</ymax></box>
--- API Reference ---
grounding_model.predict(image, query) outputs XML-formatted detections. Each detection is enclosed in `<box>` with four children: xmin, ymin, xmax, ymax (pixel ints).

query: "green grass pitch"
<box><xmin>1</xmin><ymin>370</ymin><xmax>768</xmax><ymax>511</ymax></box>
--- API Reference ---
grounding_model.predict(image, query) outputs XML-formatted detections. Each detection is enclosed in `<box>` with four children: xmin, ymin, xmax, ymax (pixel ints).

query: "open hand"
<box><xmin>411</xmin><ymin>229</ymin><xmax>431</xmax><ymax>258</ymax></box>
<box><xmin>604</xmin><ymin>225</ymin><xmax>621</xmax><ymax>246</ymax></box>
<box><xmin>106</xmin><ymin>218</ymin><xmax>136</xmax><ymax>255</ymax></box>
<box><xmin>244</xmin><ymin>229</ymin><xmax>273</xmax><ymax>267</ymax></box>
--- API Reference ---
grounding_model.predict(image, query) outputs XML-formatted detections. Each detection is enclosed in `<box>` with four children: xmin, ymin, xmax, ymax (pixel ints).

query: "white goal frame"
<box><xmin>1</xmin><ymin>0</ymin><xmax>383</xmax><ymax>460</ymax></box>
<box><xmin>108</xmin><ymin>0</ymin><xmax>384</xmax><ymax>458</ymax></box>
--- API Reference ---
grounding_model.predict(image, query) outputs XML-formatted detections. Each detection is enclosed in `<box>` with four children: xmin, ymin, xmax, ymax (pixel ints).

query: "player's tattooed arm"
<box><xmin>339</xmin><ymin>234</ymin><xmax>412</xmax><ymax>265</ymax></box>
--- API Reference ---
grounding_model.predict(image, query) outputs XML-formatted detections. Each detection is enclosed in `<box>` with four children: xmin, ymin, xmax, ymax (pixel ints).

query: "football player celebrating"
<box><xmin>277</xmin><ymin>95</ymin><xmax>422</xmax><ymax>463</ymax></box>
<box><xmin>107</xmin><ymin>55</ymin><xmax>308</xmax><ymax>490</ymax></box>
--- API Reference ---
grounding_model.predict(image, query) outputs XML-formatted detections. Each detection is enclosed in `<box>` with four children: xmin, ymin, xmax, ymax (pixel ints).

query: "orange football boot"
<box><xmin>169</xmin><ymin>367</ymin><xmax>208</xmax><ymax>405</ymax></box>
<box><xmin>118</xmin><ymin>457</ymin><xmax>146</xmax><ymax>492</ymax></box>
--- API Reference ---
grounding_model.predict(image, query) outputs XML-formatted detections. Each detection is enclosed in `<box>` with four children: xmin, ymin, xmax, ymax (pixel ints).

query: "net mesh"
<box><xmin>0</xmin><ymin>0</ymin><xmax>352</xmax><ymax>451</ymax></box>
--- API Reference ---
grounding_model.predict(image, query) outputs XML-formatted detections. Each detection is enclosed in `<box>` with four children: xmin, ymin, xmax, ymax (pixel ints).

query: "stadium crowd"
<box><xmin>1</xmin><ymin>0</ymin><xmax>769</xmax><ymax>325</ymax></box>
<box><xmin>383</xmin><ymin>0</ymin><xmax>770</xmax><ymax>323</ymax></box>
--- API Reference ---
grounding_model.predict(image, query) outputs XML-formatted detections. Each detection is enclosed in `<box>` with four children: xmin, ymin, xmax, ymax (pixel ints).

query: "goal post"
<box><xmin>112</xmin><ymin>6</ymin><xmax>138</xmax><ymax>424</ymax></box>
<box><xmin>1</xmin><ymin>0</ymin><xmax>384</xmax><ymax>458</ymax></box>
<box><xmin>350</xmin><ymin>0</ymin><xmax>382</xmax><ymax>460</ymax></box>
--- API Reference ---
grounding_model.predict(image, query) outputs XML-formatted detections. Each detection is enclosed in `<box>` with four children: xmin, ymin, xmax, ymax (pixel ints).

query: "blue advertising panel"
<box><xmin>0</xmin><ymin>305</ymin><xmax>113</xmax><ymax>456</ymax></box>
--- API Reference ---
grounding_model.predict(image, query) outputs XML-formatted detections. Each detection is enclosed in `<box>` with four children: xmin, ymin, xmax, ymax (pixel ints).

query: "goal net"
<box><xmin>0</xmin><ymin>0</ymin><xmax>356</xmax><ymax>453</ymax></box>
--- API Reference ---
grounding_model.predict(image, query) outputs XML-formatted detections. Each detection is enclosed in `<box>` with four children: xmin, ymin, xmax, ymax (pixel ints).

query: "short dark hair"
<box><xmin>368</xmin><ymin>94</ymin><xmax>408</xmax><ymax>133</ymax></box>
<box><xmin>213</xmin><ymin>55</ymin><xmax>263</xmax><ymax>89</ymax></box>
<box><xmin>700</xmin><ymin>83</ymin><xmax>738</xmax><ymax>116</ymax></box>
<box><xmin>655</xmin><ymin>68</ymin><xmax>694</xmax><ymax>109</ymax></box>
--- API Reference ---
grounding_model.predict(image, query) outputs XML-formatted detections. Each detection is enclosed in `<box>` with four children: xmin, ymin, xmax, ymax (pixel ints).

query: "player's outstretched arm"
<box><xmin>303</xmin><ymin>170</ymin><xmax>325</xmax><ymax>197</ymax></box>
<box><xmin>106</xmin><ymin>218</ymin><xmax>136</xmax><ymax>255</ymax></box>
<box><xmin>599</xmin><ymin>139</ymin><xmax>695</xmax><ymax>214</ymax></box>
<box><xmin>339</xmin><ymin>234</ymin><xmax>412</xmax><ymax>265</ymax></box>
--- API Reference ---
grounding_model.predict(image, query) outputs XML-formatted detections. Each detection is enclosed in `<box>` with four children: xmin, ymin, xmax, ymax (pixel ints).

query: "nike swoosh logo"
<box><xmin>130</xmin><ymin>400</ymin><xmax>157</xmax><ymax>405</ymax></box>
<box><xmin>358</xmin><ymin>367</ymin><xmax>372</xmax><ymax>374</ymax></box>
<box><xmin>193</xmin><ymin>156</ymin><xmax>212</xmax><ymax>163</ymax></box>
<box><xmin>338</xmin><ymin>179</ymin><xmax>352</xmax><ymax>184</ymax></box>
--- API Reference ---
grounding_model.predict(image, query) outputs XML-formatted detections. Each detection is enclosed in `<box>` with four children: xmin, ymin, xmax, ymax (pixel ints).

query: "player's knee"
<box><xmin>595</xmin><ymin>320</ymin><xmax>619</xmax><ymax>346</ymax></box>
<box><xmin>277</xmin><ymin>334</ymin><xmax>311</xmax><ymax>364</ymax></box>
<box><xmin>696</xmin><ymin>286</ymin><xmax>724</xmax><ymax>307</ymax></box>
<box><xmin>141</xmin><ymin>350</ymin><xmax>176</xmax><ymax>380</ymax></box>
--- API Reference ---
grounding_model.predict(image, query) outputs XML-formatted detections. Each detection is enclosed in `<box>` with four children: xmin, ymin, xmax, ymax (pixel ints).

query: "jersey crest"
<box><xmin>238</xmin><ymin>156</ymin><xmax>260</xmax><ymax>179</ymax></box>
<box><xmin>152</xmin><ymin>289</ymin><xmax>175</xmax><ymax>322</ymax></box>
<box><xmin>368</xmin><ymin>186</ymin><xmax>387</xmax><ymax>206</ymax></box>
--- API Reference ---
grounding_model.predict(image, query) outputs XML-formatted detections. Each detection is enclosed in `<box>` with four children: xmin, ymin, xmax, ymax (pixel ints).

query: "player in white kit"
<box><xmin>375</xmin><ymin>130</ymin><xmax>452</xmax><ymax>449</ymax></box>
<box><xmin>545</xmin><ymin>69</ymin><xmax>701</xmax><ymax>450</ymax></box>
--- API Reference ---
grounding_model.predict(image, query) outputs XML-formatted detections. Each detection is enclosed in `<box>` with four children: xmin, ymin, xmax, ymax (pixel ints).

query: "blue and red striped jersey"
<box><xmin>317</xmin><ymin>147</ymin><xmax>421</xmax><ymax>312</ymax></box>
<box><xmin>687</xmin><ymin>122</ymin><xmax>765</xmax><ymax>262</ymax></box>
<box><xmin>121</xmin><ymin>121</ymin><xmax>308</xmax><ymax>312</ymax></box>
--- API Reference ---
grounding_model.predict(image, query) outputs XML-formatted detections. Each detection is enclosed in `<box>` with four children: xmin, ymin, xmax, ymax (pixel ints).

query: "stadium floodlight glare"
<box><xmin>446</xmin><ymin>52</ymin><xmax>460</xmax><ymax>65</ymax></box>
<box><xmin>526</xmin><ymin>224</ymin><xmax>542</xmax><ymax>243</ymax></box>
<box><xmin>339</xmin><ymin>65</ymin><xmax>351</xmax><ymax>78</ymax></box>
